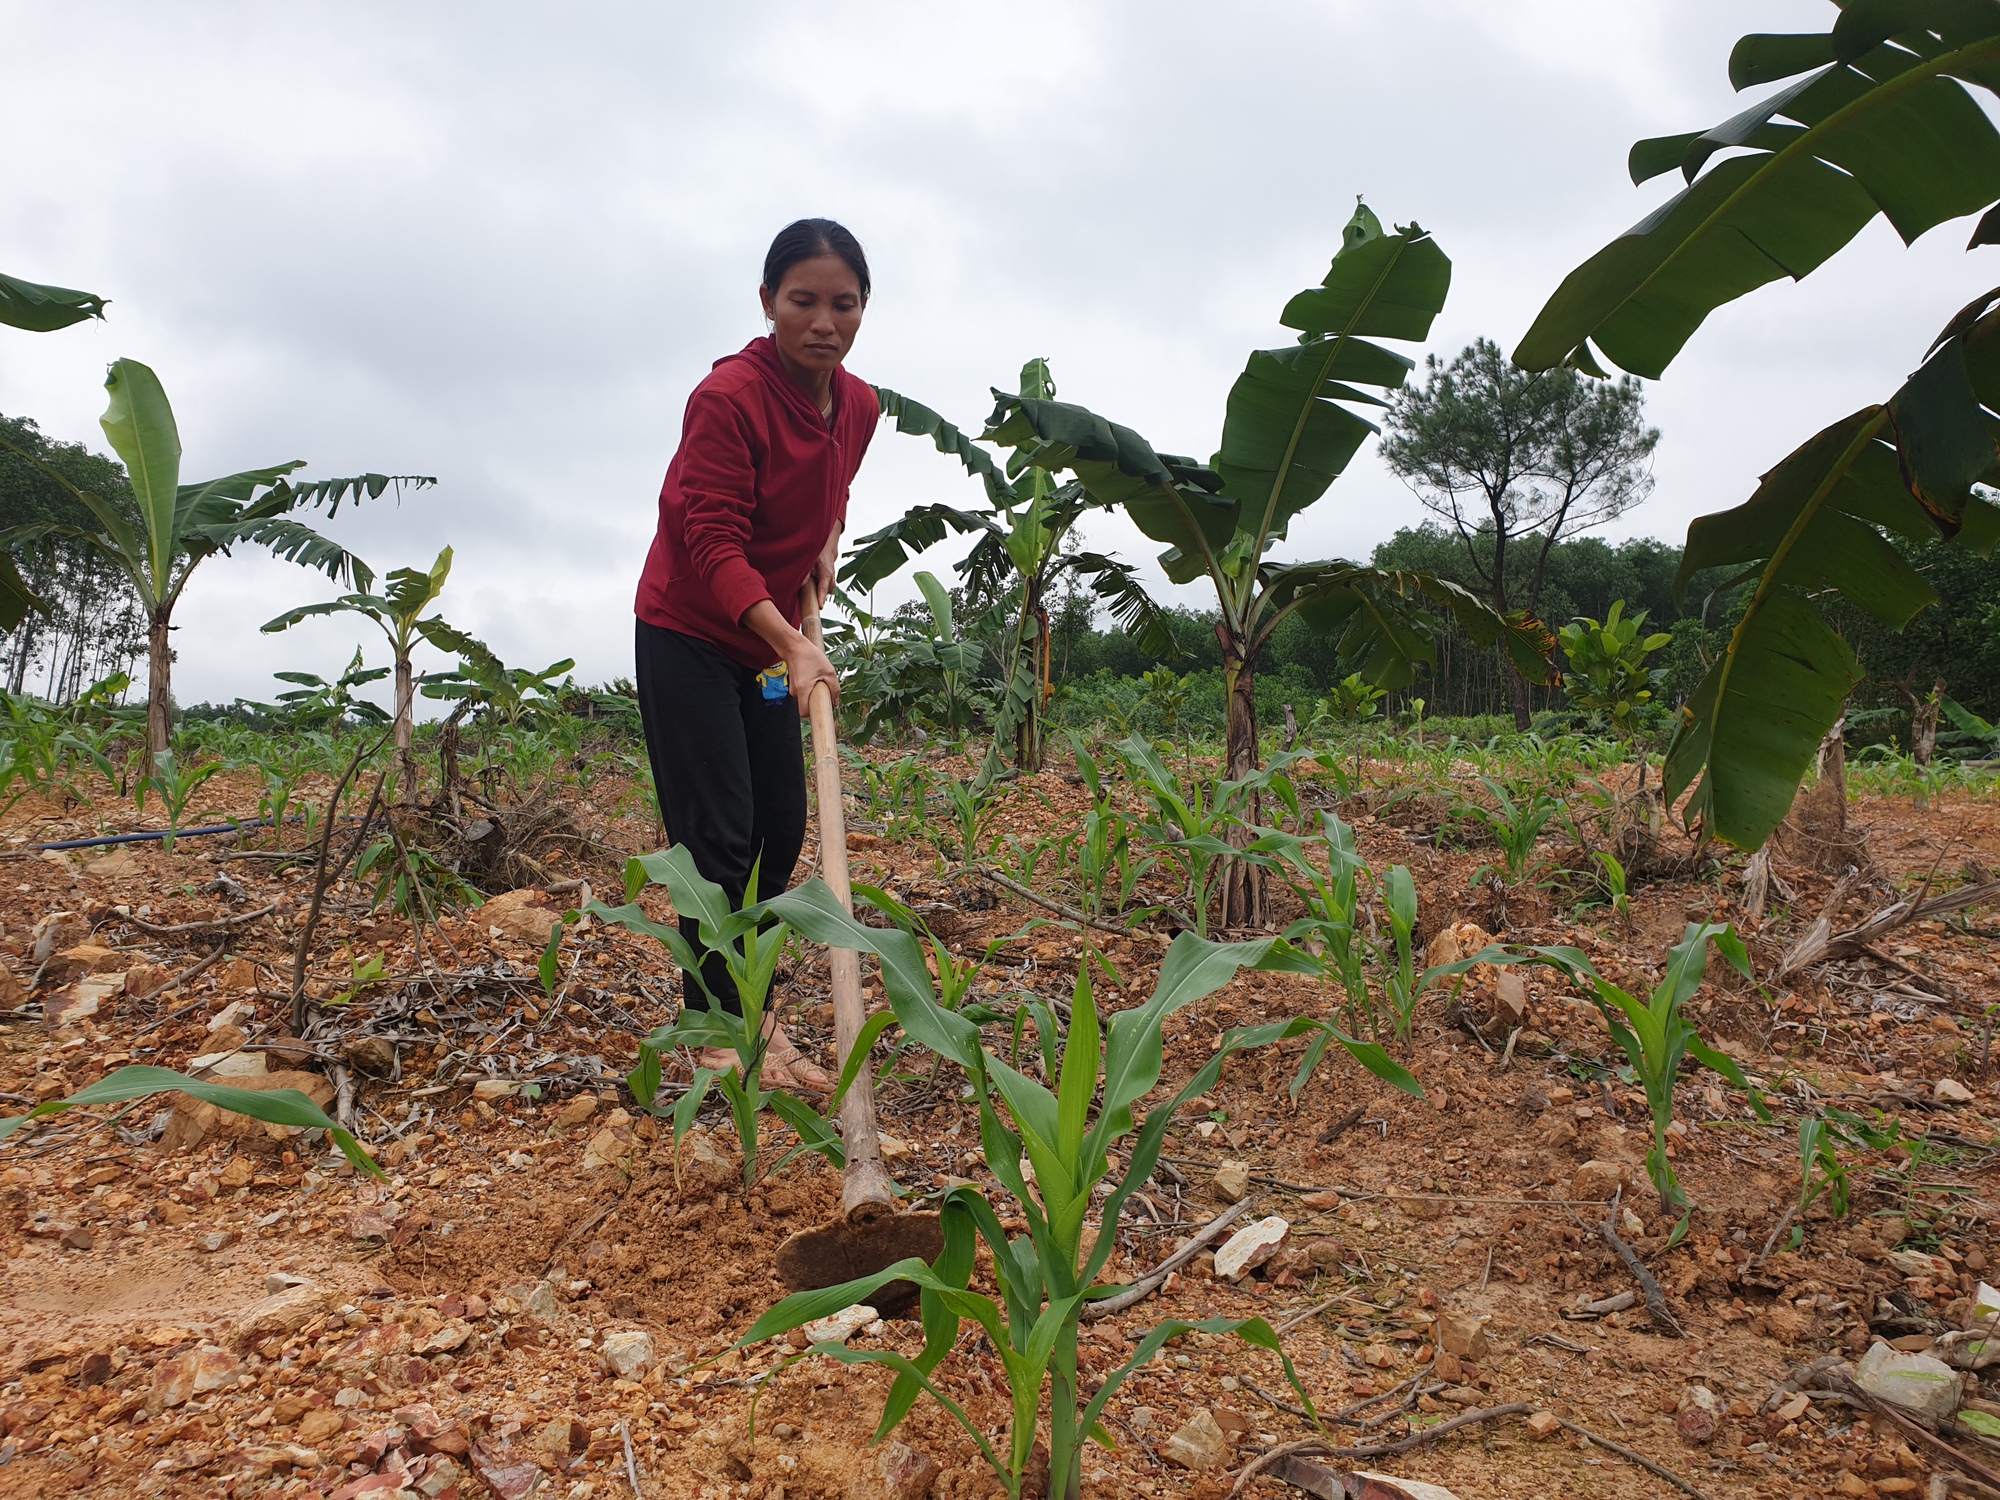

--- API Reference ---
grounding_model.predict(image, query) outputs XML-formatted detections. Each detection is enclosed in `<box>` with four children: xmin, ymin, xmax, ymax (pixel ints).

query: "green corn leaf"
<box><xmin>0</xmin><ymin>1065</ymin><xmax>378</xmax><ymax>1177</ymax></box>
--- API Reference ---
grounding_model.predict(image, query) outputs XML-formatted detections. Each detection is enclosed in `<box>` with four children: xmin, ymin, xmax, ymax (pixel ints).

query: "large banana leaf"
<box><xmin>874</xmin><ymin>386</ymin><xmax>1016</xmax><ymax>507</ymax></box>
<box><xmin>1517</xmin><ymin>3</ymin><xmax>2000</xmax><ymax>377</ymax></box>
<box><xmin>0</xmin><ymin>269</ymin><xmax>106</xmax><ymax>332</ymax></box>
<box><xmin>1664</xmin><ymin>286</ymin><xmax>2000</xmax><ymax>848</ymax></box>
<box><xmin>840</xmin><ymin>503</ymin><xmax>1000</xmax><ymax>592</ymax></box>
<box><xmin>0</xmin><ymin>549</ymin><xmax>47</xmax><ymax>629</ymax></box>
<box><xmin>99</xmin><ymin>358</ymin><xmax>184</xmax><ymax>605</ymax></box>
<box><xmin>1219</xmin><ymin>205</ymin><xmax>1451</xmax><ymax>548</ymax></box>
<box><xmin>982</xmin><ymin>392</ymin><xmax>1234</xmax><ymax>584</ymax></box>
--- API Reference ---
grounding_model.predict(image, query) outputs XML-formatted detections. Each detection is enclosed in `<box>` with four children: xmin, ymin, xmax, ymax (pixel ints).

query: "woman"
<box><xmin>634</xmin><ymin>217</ymin><xmax>876</xmax><ymax>1092</ymax></box>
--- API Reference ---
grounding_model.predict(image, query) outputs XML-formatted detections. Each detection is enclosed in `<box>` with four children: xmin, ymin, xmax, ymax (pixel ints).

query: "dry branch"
<box><xmin>1083</xmin><ymin>1195</ymin><xmax>1260</xmax><ymax>1319</ymax></box>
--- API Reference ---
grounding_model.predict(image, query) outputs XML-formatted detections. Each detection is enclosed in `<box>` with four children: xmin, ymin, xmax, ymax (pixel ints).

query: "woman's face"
<box><xmin>760</xmin><ymin>254</ymin><xmax>865</xmax><ymax>377</ymax></box>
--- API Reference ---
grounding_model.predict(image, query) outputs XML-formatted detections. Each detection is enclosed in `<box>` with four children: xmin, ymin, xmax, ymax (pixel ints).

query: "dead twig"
<box><xmin>1226</xmin><ymin>1404</ymin><xmax>1533</xmax><ymax>1499</ymax></box>
<box><xmin>1596</xmin><ymin>1187</ymin><xmax>1682</xmax><ymax>1336</ymax></box>
<box><xmin>1315</xmin><ymin>1106</ymin><xmax>1365</xmax><ymax>1146</ymax></box>
<box><xmin>967</xmin><ymin>864</ymin><xmax>1173</xmax><ymax>943</ymax></box>
<box><xmin>1083</xmin><ymin>1195</ymin><xmax>1260</xmax><ymax>1319</ymax></box>
<box><xmin>618</xmin><ymin>1419</ymin><xmax>642</xmax><ymax>1496</ymax></box>
<box><xmin>1753</xmin><ymin>1203</ymin><xmax>1797</xmax><ymax>1270</ymax></box>
<box><xmin>122</xmin><ymin>903</ymin><xmax>278</xmax><ymax>937</ymax></box>
<box><xmin>1547</xmin><ymin>1413</ymin><xmax>1717</xmax><ymax>1500</ymax></box>
<box><xmin>1783</xmin><ymin>877</ymin><xmax>2000</xmax><ymax>980</ymax></box>
<box><xmin>290</xmin><ymin>745</ymin><xmax>392</xmax><ymax>1033</ymax></box>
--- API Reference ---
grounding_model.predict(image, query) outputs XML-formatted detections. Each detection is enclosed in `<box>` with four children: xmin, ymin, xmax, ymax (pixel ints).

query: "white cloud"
<box><xmin>3</xmin><ymin>0</ymin><xmax>1989</xmax><ymax>709</ymax></box>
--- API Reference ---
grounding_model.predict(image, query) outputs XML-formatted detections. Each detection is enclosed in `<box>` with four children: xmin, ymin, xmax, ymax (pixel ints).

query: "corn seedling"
<box><xmin>1</xmin><ymin>1065</ymin><xmax>379</xmax><ymax>1175</ymax></box>
<box><xmin>1510</xmin><ymin>923</ymin><xmax>1766</xmax><ymax>1216</ymax></box>
<box><xmin>1797</xmin><ymin>1115</ymin><xmax>1855</xmax><ymax>1231</ymax></box>
<box><xmin>1465</xmin><ymin>776</ymin><xmax>1565</xmax><ymax>886</ymax></box>
<box><xmin>588</xmin><ymin>849</ymin><xmax>843</xmax><ymax>1189</ymax></box>
<box><xmin>741</xmin><ymin>881</ymin><xmax>1411</xmax><ymax>1500</ymax></box>
<box><xmin>134</xmin><ymin>750</ymin><xmax>224</xmax><ymax>852</ymax></box>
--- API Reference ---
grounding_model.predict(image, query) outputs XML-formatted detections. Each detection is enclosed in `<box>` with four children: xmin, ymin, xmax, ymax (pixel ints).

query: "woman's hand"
<box><xmin>743</xmin><ymin>598</ymin><xmax>838</xmax><ymax>718</ymax></box>
<box><xmin>784</xmin><ymin>635</ymin><xmax>839</xmax><ymax>718</ymax></box>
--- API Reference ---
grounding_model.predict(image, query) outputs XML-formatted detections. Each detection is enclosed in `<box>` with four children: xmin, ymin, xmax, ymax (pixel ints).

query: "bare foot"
<box><xmin>694</xmin><ymin>1022</ymin><xmax>829</xmax><ymax>1095</ymax></box>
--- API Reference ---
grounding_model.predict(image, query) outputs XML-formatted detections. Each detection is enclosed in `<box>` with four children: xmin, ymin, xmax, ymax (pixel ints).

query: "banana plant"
<box><xmin>0</xmin><ymin>358</ymin><xmax>433</xmax><ymax>754</ymax></box>
<box><xmin>1517</xmin><ymin>2</ymin><xmax>2000</xmax><ymax>850</ymax></box>
<box><xmin>854</xmin><ymin>365</ymin><xmax>1181</xmax><ymax>774</ymax></box>
<box><xmin>419</xmin><ymin>633</ymin><xmax>574</xmax><ymax>733</ymax></box>
<box><xmin>262</xmin><ymin>546</ymin><xmax>461</xmax><ymax>794</ymax></box>
<box><xmin>240</xmin><ymin>648</ymin><xmax>392</xmax><ymax>735</ymax></box>
<box><xmin>981</xmin><ymin>205</ymin><xmax>1554</xmax><ymax>923</ymax></box>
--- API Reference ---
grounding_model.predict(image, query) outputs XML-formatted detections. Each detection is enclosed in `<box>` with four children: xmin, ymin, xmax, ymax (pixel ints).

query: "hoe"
<box><xmin>773</xmin><ymin>588</ymin><xmax>944</xmax><ymax>1314</ymax></box>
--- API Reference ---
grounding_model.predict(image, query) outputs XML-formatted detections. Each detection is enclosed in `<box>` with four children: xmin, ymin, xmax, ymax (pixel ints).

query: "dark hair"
<box><xmin>762</xmin><ymin>218</ymin><xmax>870</xmax><ymax>302</ymax></box>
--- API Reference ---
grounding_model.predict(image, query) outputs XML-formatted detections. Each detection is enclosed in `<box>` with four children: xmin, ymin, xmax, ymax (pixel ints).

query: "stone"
<box><xmin>1213</xmin><ymin>1216</ymin><xmax>1289</xmax><ymax>1280</ymax></box>
<box><xmin>419</xmin><ymin>1456</ymin><xmax>465</xmax><ymax>1496</ymax></box>
<box><xmin>198</xmin><ymin>1230</ymin><xmax>236</xmax><ymax>1253</ymax></box>
<box><xmin>324</xmin><ymin>1322</ymin><xmax>409</xmax><ymax>1376</ymax></box>
<box><xmin>803</xmin><ymin>1304</ymin><xmax>878</xmax><ymax>1345</ymax></box>
<box><xmin>1211</xmin><ymin>1160</ymin><xmax>1250</xmax><ymax>1203</ymax></box>
<box><xmin>201</xmin><ymin>1048</ymin><xmax>268</xmax><ymax>1078</ymax></box>
<box><xmin>1435</xmin><ymin>1312</ymin><xmax>1490</xmax><ymax>1361</ymax></box>
<box><xmin>863</xmin><ymin>1439</ymin><xmax>938</xmax><ymax>1500</ymax></box>
<box><xmin>265</xmin><ymin>1271</ymin><xmax>311</xmax><ymax>1295</ymax></box>
<box><xmin>217</xmin><ymin>1156</ymin><xmax>255</xmax><ymax>1190</ymax></box>
<box><xmin>31</xmin><ymin>912</ymin><xmax>90</xmax><ymax>962</ymax></box>
<box><xmin>469</xmin><ymin>1438</ymin><xmax>546</xmax><ymax>1500</ymax></box>
<box><xmin>478</xmin><ymin>888</ymin><xmax>568</xmax><ymax>944</ymax></box>
<box><xmin>472</xmin><ymin>1078</ymin><xmax>522</xmax><ymax>1101</ymax></box>
<box><xmin>551</xmin><ymin>1096</ymin><xmax>598</xmax><ymax>1131</ymax></box>
<box><xmin>416</xmin><ymin>1321</ymin><xmax>471</xmax><ymax>1355</ymax></box>
<box><xmin>1887</xmin><ymin>1248</ymin><xmax>1953</xmax><ymax>1280</ymax></box>
<box><xmin>581</xmin><ymin>1114</ymin><xmax>640</xmax><ymax>1173</ymax></box>
<box><xmin>1493</xmin><ymin>969</ymin><xmax>1528</xmax><ymax>1025</ymax></box>
<box><xmin>1854</xmin><ymin>1340</ymin><xmax>1963</xmax><ymax>1421</ymax></box>
<box><xmin>342</xmin><ymin>1037</ymin><xmax>397</xmax><ymax>1078</ymax></box>
<box><xmin>1524</xmin><ymin>1410</ymin><xmax>1562</xmax><ymax>1440</ymax></box>
<box><xmin>1934</xmin><ymin>1077</ymin><xmax>1975</xmax><ymax>1103</ymax></box>
<box><xmin>59</xmin><ymin>1225</ymin><xmax>93</xmax><ymax>1250</ymax></box>
<box><xmin>1675</xmin><ymin>1385</ymin><xmax>1719</xmax><ymax>1445</ymax></box>
<box><xmin>1347</xmin><ymin>1476</ymin><xmax>1464</xmax><ymax>1500</ymax></box>
<box><xmin>52</xmin><ymin>941</ymin><xmax>125</xmax><ymax>976</ymax></box>
<box><xmin>148</xmin><ymin>1346</ymin><xmax>242</xmax><ymax>1412</ymax></box>
<box><xmin>81</xmin><ymin>848</ymin><xmax>139</xmax><ymax>880</ymax></box>
<box><xmin>532</xmin><ymin>1415</ymin><xmax>588</xmax><ymax>1465</ymax></box>
<box><xmin>1424</xmin><ymin>921</ymin><xmax>1493</xmax><ymax>968</ymax></box>
<box><xmin>1570</xmin><ymin>1159</ymin><xmax>1642</xmax><ymax>1204</ymax></box>
<box><xmin>158</xmin><ymin>1070</ymin><xmax>335</xmax><ymax>1154</ymax></box>
<box><xmin>1307</xmin><ymin>1239</ymin><xmax>1347</xmax><ymax>1270</ymax></box>
<box><xmin>297</xmin><ymin>1409</ymin><xmax>345</xmax><ymax>1445</ymax></box>
<box><xmin>675</xmin><ymin>1127</ymin><xmax>739</xmax><ymax>1195</ymax></box>
<box><xmin>597</xmin><ymin>1329</ymin><xmax>655</xmax><ymax>1378</ymax></box>
<box><xmin>1161</xmin><ymin>1409</ymin><xmax>1230</xmax><ymax>1472</ymax></box>
<box><xmin>45</xmin><ymin>973</ymin><xmax>126</xmax><ymax>1029</ymax></box>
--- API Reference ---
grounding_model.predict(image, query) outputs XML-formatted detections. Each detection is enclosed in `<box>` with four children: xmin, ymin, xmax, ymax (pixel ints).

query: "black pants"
<box><xmin>634</xmin><ymin>620</ymin><xmax>806</xmax><ymax>1015</ymax></box>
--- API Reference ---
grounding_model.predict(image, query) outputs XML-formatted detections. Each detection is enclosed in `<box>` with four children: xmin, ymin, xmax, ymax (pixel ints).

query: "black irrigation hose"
<box><xmin>15</xmin><ymin>814</ymin><xmax>367</xmax><ymax>853</ymax></box>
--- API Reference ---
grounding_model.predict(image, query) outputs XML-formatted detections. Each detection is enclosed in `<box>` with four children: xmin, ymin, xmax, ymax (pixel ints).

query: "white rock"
<box><xmin>1854</xmin><ymin>1340</ymin><xmax>1963</xmax><ymax>1421</ymax></box>
<box><xmin>208</xmin><ymin>1000</ymin><xmax>256</xmax><ymax>1032</ymax></box>
<box><xmin>1970</xmin><ymin>1281</ymin><xmax>2000</xmax><ymax>1329</ymax></box>
<box><xmin>1213</xmin><ymin>1216</ymin><xmax>1290</xmax><ymax>1280</ymax></box>
<box><xmin>1348</xmin><ymin>1473</ymin><xmax>1464</xmax><ymax>1500</ymax></box>
<box><xmin>473</xmin><ymin>1078</ymin><xmax>522</xmax><ymax>1101</ymax></box>
<box><xmin>1887</xmin><ymin>1248</ymin><xmax>1953</xmax><ymax>1280</ymax></box>
<box><xmin>598</xmin><ymin>1329</ymin><xmax>656</xmax><ymax>1378</ymax></box>
<box><xmin>1934</xmin><ymin>1078</ymin><xmax>1975</xmax><ymax>1103</ymax></box>
<box><xmin>264</xmin><ymin>1271</ymin><xmax>311</xmax><ymax>1296</ymax></box>
<box><xmin>1160</xmin><ymin>1410</ymin><xmax>1230</xmax><ymax>1472</ymax></box>
<box><xmin>802</xmin><ymin>1304</ymin><xmax>878</xmax><ymax>1345</ymax></box>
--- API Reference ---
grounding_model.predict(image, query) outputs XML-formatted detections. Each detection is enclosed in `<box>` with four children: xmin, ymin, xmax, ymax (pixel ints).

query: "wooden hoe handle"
<box><xmin>798</xmin><ymin>588</ymin><xmax>895</xmax><ymax>1222</ymax></box>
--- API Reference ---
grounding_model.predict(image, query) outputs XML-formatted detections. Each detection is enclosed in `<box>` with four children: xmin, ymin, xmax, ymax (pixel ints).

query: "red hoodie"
<box><xmin>635</xmin><ymin>337</ymin><xmax>876</xmax><ymax>669</ymax></box>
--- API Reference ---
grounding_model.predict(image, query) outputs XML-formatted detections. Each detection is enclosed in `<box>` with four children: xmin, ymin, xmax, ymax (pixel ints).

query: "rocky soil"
<box><xmin>1</xmin><ymin>755</ymin><xmax>1996</xmax><ymax>1500</ymax></box>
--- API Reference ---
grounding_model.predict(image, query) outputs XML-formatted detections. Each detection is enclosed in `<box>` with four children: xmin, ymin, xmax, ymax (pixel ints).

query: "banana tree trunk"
<box><xmin>394</xmin><ymin>649</ymin><xmax>416</xmax><ymax>800</ymax></box>
<box><xmin>1218</xmin><ymin>623</ymin><xmax>1267</xmax><ymax>929</ymax></box>
<box><xmin>1506</xmin><ymin>661</ymin><xmax>1534</xmax><ymax>732</ymax></box>
<box><xmin>1013</xmin><ymin>580</ymin><xmax>1050</xmax><ymax>774</ymax></box>
<box><xmin>1909</xmin><ymin>677</ymin><xmax>1945</xmax><ymax>768</ymax></box>
<box><xmin>146</xmin><ymin>610</ymin><xmax>173</xmax><ymax>757</ymax></box>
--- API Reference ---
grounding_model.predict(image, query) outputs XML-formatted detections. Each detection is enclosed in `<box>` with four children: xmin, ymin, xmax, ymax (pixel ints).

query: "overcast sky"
<box><xmin>3</xmin><ymin>0</ymin><xmax>1993</xmax><ymax>712</ymax></box>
